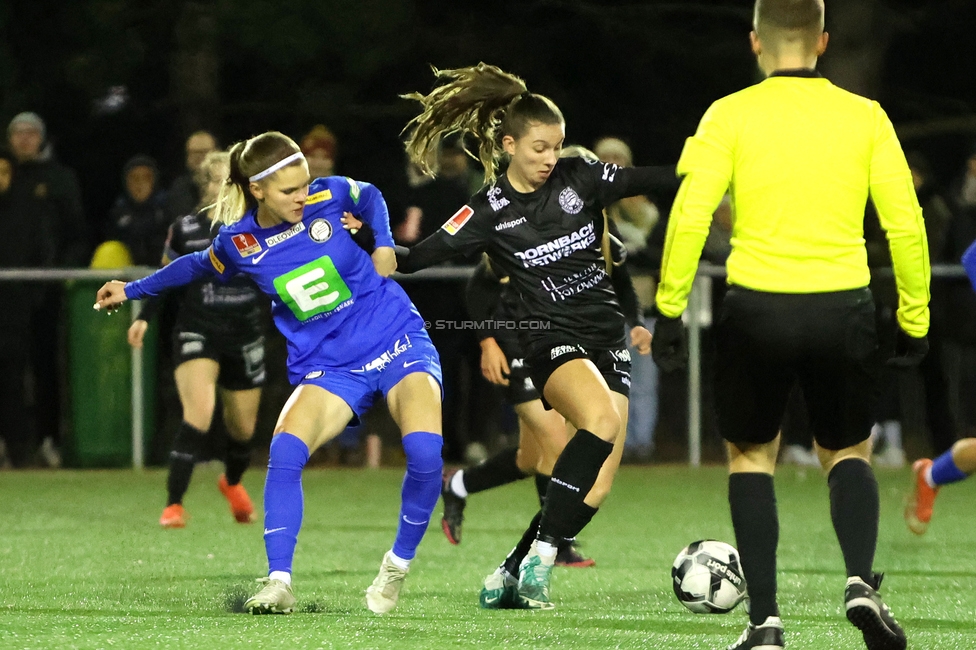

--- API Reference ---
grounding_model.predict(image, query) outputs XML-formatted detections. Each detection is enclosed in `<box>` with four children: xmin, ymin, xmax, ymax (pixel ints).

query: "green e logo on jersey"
<box><xmin>273</xmin><ymin>255</ymin><xmax>352</xmax><ymax>321</ymax></box>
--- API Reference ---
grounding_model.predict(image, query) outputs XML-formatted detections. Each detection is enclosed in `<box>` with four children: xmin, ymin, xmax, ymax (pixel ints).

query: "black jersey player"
<box><xmin>441</xmin><ymin>204</ymin><xmax>645</xmax><ymax>582</ymax></box>
<box><xmin>128</xmin><ymin>151</ymin><xmax>267</xmax><ymax>528</ymax></box>
<box><xmin>396</xmin><ymin>64</ymin><xmax>674</xmax><ymax>609</ymax></box>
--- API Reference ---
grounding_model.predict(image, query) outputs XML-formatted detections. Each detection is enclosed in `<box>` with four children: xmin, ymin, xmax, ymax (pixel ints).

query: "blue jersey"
<box><xmin>126</xmin><ymin>176</ymin><xmax>427</xmax><ymax>384</ymax></box>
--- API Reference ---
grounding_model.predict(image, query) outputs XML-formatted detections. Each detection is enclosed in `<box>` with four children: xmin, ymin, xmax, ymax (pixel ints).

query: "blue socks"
<box><xmin>392</xmin><ymin>432</ymin><xmax>444</xmax><ymax>562</ymax></box>
<box><xmin>930</xmin><ymin>450</ymin><xmax>968</xmax><ymax>486</ymax></box>
<box><xmin>263</xmin><ymin>433</ymin><xmax>310</xmax><ymax>576</ymax></box>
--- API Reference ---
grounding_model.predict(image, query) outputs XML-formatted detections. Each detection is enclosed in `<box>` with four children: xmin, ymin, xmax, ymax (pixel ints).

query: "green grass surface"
<box><xmin>1</xmin><ymin>465</ymin><xmax>973</xmax><ymax>649</ymax></box>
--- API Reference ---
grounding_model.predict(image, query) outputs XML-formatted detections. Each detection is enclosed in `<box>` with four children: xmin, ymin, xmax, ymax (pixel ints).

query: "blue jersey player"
<box><xmin>95</xmin><ymin>131</ymin><xmax>443</xmax><ymax>615</ymax></box>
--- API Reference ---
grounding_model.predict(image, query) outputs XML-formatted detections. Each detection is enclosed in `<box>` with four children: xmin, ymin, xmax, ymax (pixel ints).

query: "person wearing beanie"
<box><xmin>7</xmin><ymin>112</ymin><xmax>89</xmax><ymax>467</ymax></box>
<box><xmin>105</xmin><ymin>154</ymin><xmax>169</xmax><ymax>266</ymax></box>
<box><xmin>0</xmin><ymin>147</ymin><xmax>54</xmax><ymax>468</ymax></box>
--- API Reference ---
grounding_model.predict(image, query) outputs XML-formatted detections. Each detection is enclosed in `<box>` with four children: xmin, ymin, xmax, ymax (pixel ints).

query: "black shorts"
<box><xmin>173</xmin><ymin>326</ymin><xmax>266</xmax><ymax>391</ymax></box>
<box><xmin>526</xmin><ymin>342</ymin><xmax>631</xmax><ymax>409</ymax></box>
<box><xmin>715</xmin><ymin>287</ymin><xmax>879</xmax><ymax>451</ymax></box>
<box><xmin>496</xmin><ymin>336</ymin><xmax>540</xmax><ymax>405</ymax></box>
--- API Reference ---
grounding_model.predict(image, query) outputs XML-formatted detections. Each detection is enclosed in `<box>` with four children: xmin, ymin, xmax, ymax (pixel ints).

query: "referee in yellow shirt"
<box><xmin>653</xmin><ymin>2</ymin><xmax>927</xmax><ymax>649</ymax></box>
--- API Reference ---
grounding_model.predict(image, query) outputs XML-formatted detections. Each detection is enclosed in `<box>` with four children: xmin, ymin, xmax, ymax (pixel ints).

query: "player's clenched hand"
<box><xmin>93</xmin><ymin>280</ymin><xmax>128</xmax><ymax>313</ymax></box>
<box><xmin>887</xmin><ymin>329</ymin><xmax>928</xmax><ymax>368</ymax></box>
<box><xmin>630</xmin><ymin>325</ymin><xmax>652</xmax><ymax>355</ymax></box>
<box><xmin>479</xmin><ymin>337</ymin><xmax>510</xmax><ymax>386</ymax></box>
<box><xmin>652</xmin><ymin>315</ymin><xmax>687</xmax><ymax>372</ymax></box>
<box><xmin>128</xmin><ymin>319</ymin><xmax>148</xmax><ymax>349</ymax></box>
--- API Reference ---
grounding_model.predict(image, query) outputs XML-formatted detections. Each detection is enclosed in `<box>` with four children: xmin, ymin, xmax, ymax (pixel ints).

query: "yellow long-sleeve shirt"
<box><xmin>656</xmin><ymin>72</ymin><xmax>930</xmax><ymax>337</ymax></box>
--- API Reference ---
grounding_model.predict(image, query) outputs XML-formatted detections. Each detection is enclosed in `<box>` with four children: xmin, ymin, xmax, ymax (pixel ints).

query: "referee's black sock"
<box><xmin>502</xmin><ymin>510</ymin><xmax>542</xmax><ymax>578</ymax></box>
<box><xmin>167</xmin><ymin>422</ymin><xmax>205</xmax><ymax>506</ymax></box>
<box><xmin>729</xmin><ymin>472</ymin><xmax>779</xmax><ymax>626</ymax></box>
<box><xmin>828</xmin><ymin>458</ymin><xmax>878</xmax><ymax>583</ymax></box>
<box><xmin>534</xmin><ymin>473</ymin><xmax>550</xmax><ymax>509</ymax></box>
<box><xmin>538</xmin><ymin>429</ymin><xmax>613</xmax><ymax>545</ymax></box>
<box><xmin>461</xmin><ymin>447</ymin><xmax>527</xmax><ymax>495</ymax></box>
<box><xmin>225</xmin><ymin>437</ymin><xmax>253</xmax><ymax>486</ymax></box>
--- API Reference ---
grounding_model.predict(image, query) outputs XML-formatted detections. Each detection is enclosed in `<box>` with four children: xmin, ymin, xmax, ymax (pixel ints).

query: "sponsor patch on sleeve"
<box><xmin>442</xmin><ymin>205</ymin><xmax>474</xmax><ymax>235</ymax></box>
<box><xmin>347</xmin><ymin>178</ymin><xmax>361</xmax><ymax>205</ymax></box>
<box><xmin>209</xmin><ymin>247</ymin><xmax>225</xmax><ymax>274</ymax></box>
<box><xmin>231</xmin><ymin>233</ymin><xmax>261</xmax><ymax>257</ymax></box>
<box><xmin>306</xmin><ymin>189</ymin><xmax>332</xmax><ymax>205</ymax></box>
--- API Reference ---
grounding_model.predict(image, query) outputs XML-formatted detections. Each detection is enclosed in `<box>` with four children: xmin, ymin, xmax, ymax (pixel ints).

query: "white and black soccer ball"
<box><xmin>672</xmin><ymin>540</ymin><xmax>747</xmax><ymax>614</ymax></box>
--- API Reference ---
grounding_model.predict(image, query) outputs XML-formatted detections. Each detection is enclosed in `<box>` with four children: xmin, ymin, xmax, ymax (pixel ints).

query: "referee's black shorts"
<box><xmin>715</xmin><ymin>286</ymin><xmax>879</xmax><ymax>451</ymax></box>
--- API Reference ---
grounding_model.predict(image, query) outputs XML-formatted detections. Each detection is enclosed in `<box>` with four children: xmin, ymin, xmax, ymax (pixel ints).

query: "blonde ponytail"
<box><xmin>212</xmin><ymin>143</ymin><xmax>249</xmax><ymax>225</ymax></box>
<box><xmin>210</xmin><ymin>132</ymin><xmax>302</xmax><ymax>226</ymax></box>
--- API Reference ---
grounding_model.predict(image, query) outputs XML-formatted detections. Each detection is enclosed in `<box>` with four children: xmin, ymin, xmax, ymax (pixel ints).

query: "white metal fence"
<box><xmin>0</xmin><ymin>263</ymin><xmax>965</xmax><ymax>468</ymax></box>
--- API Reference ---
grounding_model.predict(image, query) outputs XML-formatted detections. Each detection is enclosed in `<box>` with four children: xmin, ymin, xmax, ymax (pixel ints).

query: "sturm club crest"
<box><xmin>308</xmin><ymin>218</ymin><xmax>333</xmax><ymax>243</ymax></box>
<box><xmin>558</xmin><ymin>187</ymin><xmax>585</xmax><ymax>214</ymax></box>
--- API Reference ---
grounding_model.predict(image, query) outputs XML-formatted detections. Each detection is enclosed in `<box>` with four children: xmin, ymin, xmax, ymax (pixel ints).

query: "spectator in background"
<box><xmin>866</xmin><ymin>151</ymin><xmax>962</xmax><ymax>465</ymax></box>
<box><xmin>908</xmin><ymin>151</ymin><xmax>957</xmax><ymax>457</ymax></box>
<box><xmin>594</xmin><ymin>136</ymin><xmax>663</xmax><ymax>462</ymax></box>
<box><xmin>7</xmin><ymin>112</ymin><xmax>89</xmax><ymax>467</ymax></box>
<box><xmin>937</xmin><ymin>147</ymin><xmax>976</xmax><ymax>441</ymax></box>
<box><xmin>0</xmin><ymin>148</ymin><xmax>54</xmax><ymax>467</ymax></box>
<box><xmin>166</xmin><ymin>131</ymin><xmax>217</xmax><ymax>220</ymax></box>
<box><xmin>951</xmin><ymin>143</ymin><xmax>976</xmax><ymax>211</ymax></box>
<box><xmin>300</xmin><ymin>125</ymin><xmax>337</xmax><ymax>178</ymax></box>
<box><xmin>106</xmin><ymin>155</ymin><xmax>169</xmax><ymax>266</ymax></box>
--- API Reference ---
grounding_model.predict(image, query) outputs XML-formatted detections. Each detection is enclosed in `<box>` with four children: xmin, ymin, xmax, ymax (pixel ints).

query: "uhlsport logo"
<box><xmin>273</xmin><ymin>255</ymin><xmax>352</xmax><ymax>321</ymax></box>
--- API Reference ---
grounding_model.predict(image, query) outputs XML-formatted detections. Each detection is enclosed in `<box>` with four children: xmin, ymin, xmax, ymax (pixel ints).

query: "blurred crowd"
<box><xmin>2</xmin><ymin>110</ymin><xmax>976</xmax><ymax>470</ymax></box>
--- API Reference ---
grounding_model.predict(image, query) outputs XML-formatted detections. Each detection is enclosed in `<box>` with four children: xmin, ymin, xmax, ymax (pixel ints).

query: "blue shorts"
<box><xmin>298</xmin><ymin>329</ymin><xmax>443</xmax><ymax>419</ymax></box>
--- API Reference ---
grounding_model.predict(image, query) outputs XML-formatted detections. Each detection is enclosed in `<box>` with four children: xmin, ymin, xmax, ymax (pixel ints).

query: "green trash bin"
<box><xmin>65</xmin><ymin>280</ymin><xmax>157</xmax><ymax>468</ymax></box>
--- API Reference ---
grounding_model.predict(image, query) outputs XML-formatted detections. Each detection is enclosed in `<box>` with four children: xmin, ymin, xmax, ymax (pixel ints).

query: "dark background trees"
<box><xmin>1</xmin><ymin>0</ymin><xmax>974</xmax><ymax>228</ymax></box>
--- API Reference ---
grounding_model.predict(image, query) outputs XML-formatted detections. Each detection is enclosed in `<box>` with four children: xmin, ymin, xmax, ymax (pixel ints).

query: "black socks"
<box><xmin>225</xmin><ymin>437</ymin><xmax>253</xmax><ymax>486</ymax></box>
<box><xmin>828</xmin><ymin>458</ymin><xmax>879</xmax><ymax>583</ymax></box>
<box><xmin>534</xmin><ymin>473</ymin><xmax>550</xmax><ymax>508</ymax></box>
<box><xmin>538</xmin><ymin>429</ymin><xmax>612</xmax><ymax>544</ymax></box>
<box><xmin>503</xmin><ymin>510</ymin><xmax>543</xmax><ymax>577</ymax></box>
<box><xmin>166</xmin><ymin>422</ymin><xmax>205</xmax><ymax>506</ymax></box>
<box><xmin>729</xmin><ymin>472</ymin><xmax>780</xmax><ymax>626</ymax></box>
<box><xmin>462</xmin><ymin>447</ymin><xmax>527</xmax><ymax>495</ymax></box>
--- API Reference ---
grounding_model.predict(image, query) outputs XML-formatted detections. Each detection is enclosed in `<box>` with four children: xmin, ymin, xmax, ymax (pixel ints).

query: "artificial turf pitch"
<box><xmin>1</xmin><ymin>465</ymin><xmax>973</xmax><ymax>649</ymax></box>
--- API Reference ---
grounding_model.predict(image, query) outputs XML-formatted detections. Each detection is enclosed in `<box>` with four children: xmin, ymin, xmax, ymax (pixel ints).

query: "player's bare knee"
<box><xmin>183</xmin><ymin>406</ymin><xmax>214</xmax><ymax>433</ymax></box>
<box><xmin>585</xmin><ymin>407</ymin><xmax>621</xmax><ymax>443</ymax></box>
<box><xmin>226</xmin><ymin>417</ymin><xmax>256</xmax><ymax>442</ymax></box>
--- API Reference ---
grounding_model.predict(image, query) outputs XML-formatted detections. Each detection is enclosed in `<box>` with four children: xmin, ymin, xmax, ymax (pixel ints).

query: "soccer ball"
<box><xmin>672</xmin><ymin>540</ymin><xmax>747</xmax><ymax>613</ymax></box>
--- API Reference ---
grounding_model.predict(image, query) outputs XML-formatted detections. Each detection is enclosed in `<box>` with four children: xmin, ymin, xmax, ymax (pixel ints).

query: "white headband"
<box><xmin>248</xmin><ymin>152</ymin><xmax>305</xmax><ymax>182</ymax></box>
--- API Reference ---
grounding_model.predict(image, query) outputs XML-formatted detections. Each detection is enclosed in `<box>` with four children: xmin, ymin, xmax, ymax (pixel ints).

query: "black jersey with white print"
<box><xmin>399</xmin><ymin>156</ymin><xmax>674</xmax><ymax>353</ymax></box>
<box><xmin>165</xmin><ymin>212</ymin><xmax>263</xmax><ymax>329</ymax></box>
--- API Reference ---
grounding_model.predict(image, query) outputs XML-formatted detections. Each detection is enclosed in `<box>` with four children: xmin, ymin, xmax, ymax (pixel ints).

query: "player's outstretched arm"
<box><xmin>93</xmin><ymin>248</ymin><xmax>221</xmax><ymax>312</ymax></box>
<box><xmin>394</xmin><ymin>228</ymin><xmax>466</xmax><ymax>273</ymax></box>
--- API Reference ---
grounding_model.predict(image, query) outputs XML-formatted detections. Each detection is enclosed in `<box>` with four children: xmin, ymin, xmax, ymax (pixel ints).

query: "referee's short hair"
<box><xmin>753</xmin><ymin>0</ymin><xmax>825</xmax><ymax>52</ymax></box>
